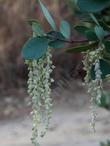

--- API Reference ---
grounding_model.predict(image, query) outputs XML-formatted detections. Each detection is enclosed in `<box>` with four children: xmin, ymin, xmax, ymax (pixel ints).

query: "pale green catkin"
<box><xmin>25</xmin><ymin>49</ymin><xmax>54</xmax><ymax>146</ymax></box>
<box><xmin>83</xmin><ymin>44</ymin><xmax>104</xmax><ymax>132</ymax></box>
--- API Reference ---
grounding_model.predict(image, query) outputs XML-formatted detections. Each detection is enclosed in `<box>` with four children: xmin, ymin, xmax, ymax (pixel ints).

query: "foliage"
<box><xmin>21</xmin><ymin>0</ymin><xmax>110</xmax><ymax>145</ymax></box>
<box><xmin>77</xmin><ymin>0</ymin><xmax>110</xmax><ymax>13</ymax></box>
<box><xmin>22</xmin><ymin>37</ymin><xmax>48</xmax><ymax>59</ymax></box>
<box><xmin>60</xmin><ymin>20</ymin><xmax>71</xmax><ymax>39</ymax></box>
<box><xmin>100</xmin><ymin>140</ymin><xmax>110</xmax><ymax>146</ymax></box>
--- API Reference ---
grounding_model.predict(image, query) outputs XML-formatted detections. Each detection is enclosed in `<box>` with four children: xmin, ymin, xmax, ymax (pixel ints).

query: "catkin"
<box><xmin>25</xmin><ymin>49</ymin><xmax>54</xmax><ymax>146</ymax></box>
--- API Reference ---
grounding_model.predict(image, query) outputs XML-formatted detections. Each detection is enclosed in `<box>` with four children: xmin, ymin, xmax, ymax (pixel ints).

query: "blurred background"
<box><xmin>0</xmin><ymin>0</ymin><xmax>110</xmax><ymax>146</ymax></box>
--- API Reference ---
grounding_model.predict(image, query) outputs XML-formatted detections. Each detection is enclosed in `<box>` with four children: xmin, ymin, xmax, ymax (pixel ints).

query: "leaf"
<box><xmin>47</xmin><ymin>31</ymin><xmax>65</xmax><ymax>40</ymax></box>
<box><xmin>22</xmin><ymin>37</ymin><xmax>48</xmax><ymax>60</ymax></box>
<box><xmin>85</xmin><ymin>30</ymin><xmax>98</xmax><ymax>41</ymax></box>
<box><xmin>47</xmin><ymin>31</ymin><xmax>65</xmax><ymax>49</ymax></box>
<box><xmin>103</xmin><ymin>51</ymin><xmax>110</xmax><ymax>61</ymax></box>
<box><xmin>95</xmin><ymin>92</ymin><xmax>110</xmax><ymax>110</ymax></box>
<box><xmin>91</xmin><ymin>59</ymin><xmax>110</xmax><ymax>80</ymax></box>
<box><xmin>74</xmin><ymin>25</ymin><xmax>89</xmax><ymax>34</ymax></box>
<box><xmin>77</xmin><ymin>0</ymin><xmax>110</xmax><ymax>13</ymax></box>
<box><xmin>90</xmin><ymin>13</ymin><xmax>99</xmax><ymax>26</ymax></box>
<box><xmin>66</xmin><ymin>42</ymin><xmax>97</xmax><ymax>53</ymax></box>
<box><xmin>104</xmin><ymin>40</ymin><xmax>110</xmax><ymax>53</ymax></box>
<box><xmin>38</xmin><ymin>0</ymin><xmax>57</xmax><ymax>31</ymax></box>
<box><xmin>32</xmin><ymin>23</ymin><xmax>44</xmax><ymax>36</ymax></box>
<box><xmin>28</xmin><ymin>19</ymin><xmax>38</xmax><ymax>26</ymax></box>
<box><xmin>60</xmin><ymin>20</ymin><xmax>71</xmax><ymax>39</ymax></box>
<box><xmin>95</xmin><ymin>93</ymin><xmax>107</xmax><ymax>107</ymax></box>
<box><xmin>94</xmin><ymin>26</ymin><xmax>105</xmax><ymax>41</ymax></box>
<box><xmin>75</xmin><ymin>26</ymin><xmax>99</xmax><ymax>41</ymax></box>
<box><xmin>49</xmin><ymin>40</ymin><xmax>65</xmax><ymax>49</ymax></box>
<box><xmin>99</xmin><ymin>21</ymin><xmax>110</xmax><ymax>31</ymax></box>
<box><xmin>28</xmin><ymin>20</ymin><xmax>44</xmax><ymax>36</ymax></box>
<box><xmin>100</xmin><ymin>142</ymin><xmax>105</xmax><ymax>146</ymax></box>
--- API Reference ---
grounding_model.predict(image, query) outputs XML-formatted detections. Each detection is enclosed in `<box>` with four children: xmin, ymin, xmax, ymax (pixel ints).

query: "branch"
<box><xmin>61</xmin><ymin>39</ymin><xmax>89</xmax><ymax>44</ymax></box>
<box><xmin>46</xmin><ymin>33</ymin><xmax>110</xmax><ymax>45</ymax></box>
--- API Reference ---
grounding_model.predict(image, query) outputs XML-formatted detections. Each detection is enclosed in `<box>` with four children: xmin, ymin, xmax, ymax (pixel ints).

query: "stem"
<box><xmin>58</xmin><ymin>38</ymin><xmax>89</xmax><ymax>44</ymax></box>
<box><xmin>46</xmin><ymin>33</ymin><xmax>110</xmax><ymax>45</ymax></box>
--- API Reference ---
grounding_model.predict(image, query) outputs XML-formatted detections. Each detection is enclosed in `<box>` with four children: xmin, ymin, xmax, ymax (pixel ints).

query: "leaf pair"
<box><xmin>75</xmin><ymin>25</ymin><xmax>106</xmax><ymax>42</ymax></box>
<box><xmin>75</xmin><ymin>25</ymin><xmax>98</xmax><ymax>41</ymax></box>
<box><xmin>38</xmin><ymin>0</ymin><xmax>71</xmax><ymax>39</ymax></box>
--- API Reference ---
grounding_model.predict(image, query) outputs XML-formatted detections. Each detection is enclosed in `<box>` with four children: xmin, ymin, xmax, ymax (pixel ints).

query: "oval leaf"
<box><xmin>99</xmin><ymin>21</ymin><xmax>110</xmax><ymax>32</ymax></box>
<box><xmin>49</xmin><ymin>40</ymin><xmax>65</xmax><ymax>49</ymax></box>
<box><xmin>60</xmin><ymin>20</ymin><xmax>71</xmax><ymax>39</ymax></box>
<box><xmin>74</xmin><ymin>25</ymin><xmax>89</xmax><ymax>34</ymax></box>
<box><xmin>104</xmin><ymin>40</ymin><xmax>110</xmax><ymax>54</ymax></box>
<box><xmin>85</xmin><ymin>30</ymin><xmax>98</xmax><ymax>41</ymax></box>
<box><xmin>32</xmin><ymin>22</ymin><xmax>44</xmax><ymax>36</ymax></box>
<box><xmin>28</xmin><ymin>19</ymin><xmax>44</xmax><ymax>36</ymax></box>
<box><xmin>22</xmin><ymin>37</ymin><xmax>48</xmax><ymax>60</ymax></box>
<box><xmin>77</xmin><ymin>0</ymin><xmax>110</xmax><ymax>13</ymax></box>
<box><xmin>47</xmin><ymin>31</ymin><xmax>65</xmax><ymax>40</ymax></box>
<box><xmin>38</xmin><ymin>0</ymin><xmax>57</xmax><ymax>31</ymax></box>
<box><xmin>47</xmin><ymin>31</ymin><xmax>65</xmax><ymax>49</ymax></box>
<box><xmin>94</xmin><ymin>26</ymin><xmax>105</xmax><ymax>41</ymax></box>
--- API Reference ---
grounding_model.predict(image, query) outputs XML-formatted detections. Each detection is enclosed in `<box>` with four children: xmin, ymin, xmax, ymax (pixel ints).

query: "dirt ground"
<box><xmin>0</xmin><ymin>80</ymin><xmax>110</xmax><ymax>146</ymax></box>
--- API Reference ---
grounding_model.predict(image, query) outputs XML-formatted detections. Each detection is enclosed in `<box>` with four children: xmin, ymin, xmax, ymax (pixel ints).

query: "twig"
<box><xmin>46</xmin><ymin>33</ymin><xmax>110</xmax><ymax>45</ymax></box>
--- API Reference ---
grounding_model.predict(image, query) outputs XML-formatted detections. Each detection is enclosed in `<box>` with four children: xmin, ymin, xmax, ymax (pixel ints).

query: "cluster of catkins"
<box><xmin>25</xmin><ymin>49</ymin><xmax>54</xmax><ymax>146</ymax></box>
<box><xmin>83</xmin><ymin>44</ymin><xmax>105</xmax><ymax>132</ymax></box>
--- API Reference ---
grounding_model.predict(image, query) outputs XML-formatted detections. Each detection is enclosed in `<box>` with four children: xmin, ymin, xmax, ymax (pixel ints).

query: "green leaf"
<box><xmin>74</xmin><ymin>25</ymin><xmax>89</xmax><ymax>34</ymax></box>
<box><xmin>90</xmin><ymin>13</ymin><xmax>99</xmax><ymax>26</ymax></box>
<box><xmin>28</xmin><ymin>19</ymin><xmax>38</xmax><ymax>26</ymax></box>
<box><xmin>96</xmin><ymin>93</ymin><xmax>107</xmax><ymax>107</ymax></box>
<box><xmin>66</xmin><ymin>42</ymin><xmax>97</xmax><ymax>53</ymax></box>
<box><xmin>47</xmin><ymin>31</ymin><xmax>65</xmax><ymax>40</ymax></box>
<box><xmin>99</xmin><ymin>21</ymin><xmax>110</xmax><ymax>31</ymax></box>
<box><xmin>22</xmin><ymin>37</ymin><xmax>48</xmax><ymax>60</ymax></box>
<box><xmin>38</xmin><ymin>0</ymin><xmax>57</xmax><ymax>31</ymax></box>
<box><xmin>107</xmin><ymin>140</ymin><xmax>110</xmax><ymax>145</ymax></box>
<box><xmin>32</xmin><ymin>23</ymin><xmax>44</xmax><ymax>36</ymax></box>
<box><xmin>47</xmin><ymin>31</ymin><xmax>65</xmax><ymax>49</ymax></box>
<box><xmin>60</xmin><ymin>20</ymin><xmax>71</xmax><ymax>39</ymax></box>
<box><xmin>100</xmin><ymin>142</ymin><xmax>105</xmax><ymax>146</ymax></box>
<box><xmin>94</xmin><ymin>26</ymin><xmax>105</xmax><ymax>41</ymax></box>
<box><xmin>28</xmin><ymin>20</ymin><xmax>44</xmax><ymax>36</ymax></box>
<box><xmin>75</xmin><ymin>26</ymin><xmax>99</xmax><ymax>41</ymax></box>
<box><xmin>104</xmin><ymin>40</ymin><xmax>110</xmax><ymax>53</ymax></box>
<box><xmin>91</xmin><ymin>59</ymin><xmax>110</xmax><ymax>80</ymax></box>
<box><xmin>77</xmin><ymin>0</ymin><xmax>110</xmax><ymax>13</ymax></box>
<box><xmin>49</xmin><ymin>40</ymin><xmax>65</xmax><ymax>49</ymax></box>
<box><xmin>85</xmin><ymin>30</ymin><xmax>98</xmax><ymax>41</ymax></box>
<box><xmin>95</xmin><ymin>92</ymin><xmax>110</xmax><ymax>110</ymax></box>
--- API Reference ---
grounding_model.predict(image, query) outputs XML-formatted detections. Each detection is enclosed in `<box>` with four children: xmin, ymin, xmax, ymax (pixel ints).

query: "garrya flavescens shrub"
<box><xmin>21</xmin><ymin>0</ymin><xmax>110</xmax><ymax>145</ymax></box>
